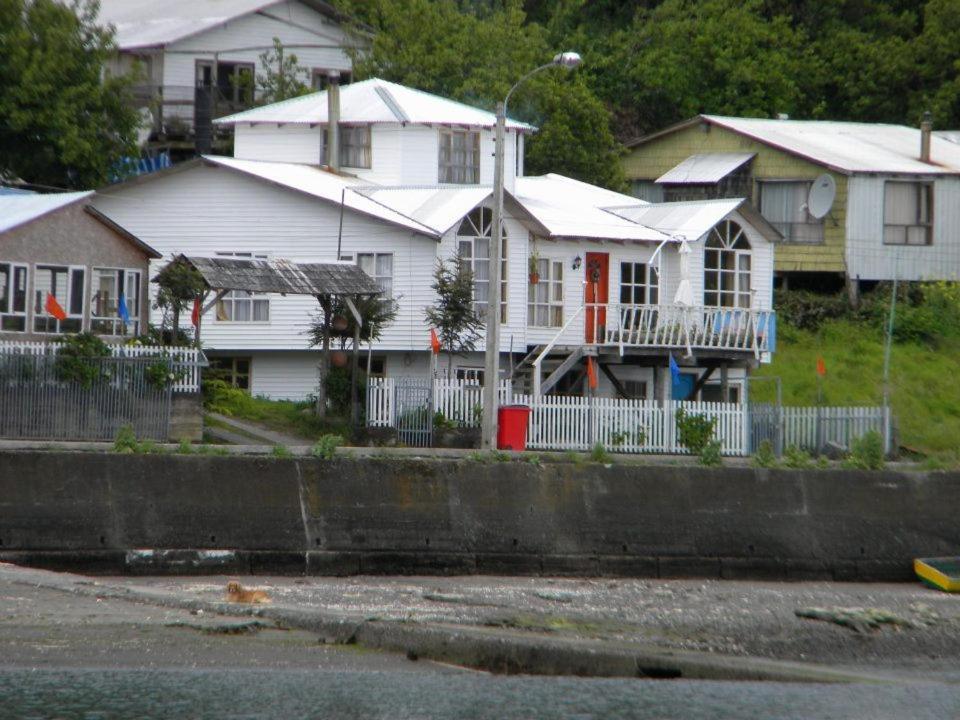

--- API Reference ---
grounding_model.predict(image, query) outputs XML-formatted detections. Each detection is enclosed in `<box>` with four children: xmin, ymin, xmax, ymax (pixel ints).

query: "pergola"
<box><xmin>171</xmin><ymin>254</ymin><xmax>382</xmax><ymax>422</ymax></box>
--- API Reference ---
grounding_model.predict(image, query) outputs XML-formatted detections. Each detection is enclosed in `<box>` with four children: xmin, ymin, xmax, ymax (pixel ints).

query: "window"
<box><xmin>320</xmin><ymin>125</ymin><xmax>372</xmax><ymax>169</ymax></box>
<box><xmin>216</xmin><ymin>62</ymin><xmax>254</xmax><ymax>105</ymax></box>
<box><xmin>758</xmin><ymin>181</ymin><xmax>824</xmax><ymax>244</ymax></box>
<box><xmin>704</xmin><ymin>220</ymin><xmax>752</xmax><ymax>308</ymax></box>
<box><xmin>366</xmin><ymin>355</ymin><xmax>386</xmax><ymax>377</ymax></box>
<box><xmin>700</xmin><ymin>383</ymin><xmax>741</xmax><ymax>404</ymax></box>
<box><xmin>214</xmin><ymin>253</ymin><xmax>270</xmax><ymax>322</ymax></box>
<box><xmin>527</xmin><ymin>257</ymin><xmax>563</xmax><ymax>327</ymax></box>
<box><xmin>342</xmin><ymin>252</ymin><xmax>393</xmax><ymax>296</ymax></box>
<box><xmin>311</xmin><ymin>69</ymin><xmax>352</xmax><ymax>90</ymax></box>
<box><xmin>455</xmin><ymin>367</ymin><xmax>484</xmax><ymax>384</ymax></box>
<box><xmin>0</xmin><ymin>262</ymin><xmax>28</xmax><ymax>332</ymax></box>
<box><xmin>456</xmin><ymin>207</ymin><xmax>507</xmax><ymax>322</ymax></box>
<box><xmin>439</xmin><ymin>129</ymin><xmax>480</xmax><ymax>184</ymax></box>
<box><xmin>208</xmin><ymin>357</ymin><xmax>252</xmax><ymax>391</ymax></box>
<box><xmin>619</xmin><ymin>262</ymin><xmax>658</xmax><ymax>305</ymax></box>
<box><xmin>34</xmin><ymin>265</ymin><xmax>84</xmax><ymax>333</ymax></box>
<box><xmin>884</xmin><ymin>182</ymin><xmax>933</xmax><ymax>245</ymax></box>
<box><xmin>623</xmin><ymin>380</ymin><xmax>648</xmax><ymax>400</ymax></box>
<box><xmin>90</xmin><ymin>268</ymin><xmax>141</xmax><ymax>336</ymax></box>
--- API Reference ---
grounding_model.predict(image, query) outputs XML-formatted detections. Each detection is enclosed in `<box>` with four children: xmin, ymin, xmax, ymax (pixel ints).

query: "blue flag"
<box><xmin>117</xmin><ymin>293</ymin><xmax>131</xmax><ymax>324</ymax></box>
<box><xmin>669</xmin><ymin>354</ymin><xmax>680</xmax><ymax>384</ymax></box>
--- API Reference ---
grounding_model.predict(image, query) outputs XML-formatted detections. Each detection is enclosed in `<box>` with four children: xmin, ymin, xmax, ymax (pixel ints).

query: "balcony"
<box><xmin>586</xmin><ymin>303</ymin><xmax>776</xmax><ymax>358</ymax></box>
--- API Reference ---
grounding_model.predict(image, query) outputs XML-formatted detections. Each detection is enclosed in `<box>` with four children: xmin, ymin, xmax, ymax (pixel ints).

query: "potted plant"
<box><xmin>528</xmin><ymin>252</ymin><xmax>541</xmax><ymax>285</ymax></box>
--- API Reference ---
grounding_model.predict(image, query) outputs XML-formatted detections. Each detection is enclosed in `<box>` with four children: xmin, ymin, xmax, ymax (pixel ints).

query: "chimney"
<box><xmin>921</xmin><ymin>111</ymin><xmax>933</xmax><ymax>163</ymax></box>
<box><xmin>326</xmin><ymin>71</ymin><xmax>341</xmax><ymax>172</ymax></box>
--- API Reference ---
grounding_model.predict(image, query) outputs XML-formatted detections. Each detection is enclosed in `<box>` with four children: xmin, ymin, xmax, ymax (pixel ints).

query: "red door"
<box><xmin>584</xmin><ymin>252</ymin><xmax>608</xmax><ymax>343</ymax></box>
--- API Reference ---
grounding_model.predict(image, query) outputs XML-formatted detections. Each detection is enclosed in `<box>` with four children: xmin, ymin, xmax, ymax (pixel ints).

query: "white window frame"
<box><xmin>757</xmin><ymin>179</ymin><xmax>825</xmax><ymax>244</ymax></box>
<box><xmin>90</xmin><ymin>267</ymin><xmax>141</xmax><ymax>337</ymax></box>
<box><xmin>341</xmin><ymin>252</ymin><xmax>393</xmax><ymax>297</ymax></box>
<box><xmin>439</xmin><ymin>128</ymin><xmax>480</xmax><ymax>184</ymax></box>
<box><xmin>214</xmin><ymin>252</ymin><xmax>270</xmax><ymax>323</ymax></box>
<box><xmin>33</xmin><ymin>263</ymin><xmax>86</xmax><ymax>335</ymax></box>
<box><xmin>527</xmin><ymin>256</ymin><xmax>563</xmax><ymax>328</ymax></box>
<box><xmin>618</xmin><ymin>261</ymin><xmax>659</xmax><ymax>306</ymax></box>
<box><xmin>320</xmin><ymin>124</ymin><xmax>372</xmax><ymax>169</ymax></box>
<box><xmin>883</xmin><ymin>181</ymin><xmax>933</xmax><ymax>246</ymax></box>
<box><xmin>456</xmin><ymin>208</ymin><xmax>507</xmax><ymax>323</ymax></box>
<box><xmin>0</xmin><ymin>261</ymin><xmax>29</xmax><ymax>333</ymax></box>
<box><xmin>704</xmin><ymin>221</ymin><xmax>752</xmax><ymax>309</ymax></box>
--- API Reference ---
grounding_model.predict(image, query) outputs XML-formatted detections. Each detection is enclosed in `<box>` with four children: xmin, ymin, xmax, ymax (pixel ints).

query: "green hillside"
<box><xmin>752</xmin><ymin>319</ymin><xmax>960</xmax><ymax>463</ymax></box>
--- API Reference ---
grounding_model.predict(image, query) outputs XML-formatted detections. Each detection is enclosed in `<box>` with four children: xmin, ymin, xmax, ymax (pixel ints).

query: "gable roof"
<box><xmin>630</xmin><ymin>115</ymin><xmax>960</xmax><ymax>176</ymax></box>
<box><xmin>606</xmin><ymin>198</ymin><xmax>781</xmax><ymax>244</ymax></box>
<box><xmin>94</xmin><ymin>0</ymin><xmax>342</xmax><ymax>50</ymax></box>
<box><xmin>0</xmin><ymin>191</ymin><xmax>93</xmax><ymax>234</ymax></box>
<box><xmin>216</xmin><ymin>78</ymin><xmax>534</xmax><ymax>131</ymax></box>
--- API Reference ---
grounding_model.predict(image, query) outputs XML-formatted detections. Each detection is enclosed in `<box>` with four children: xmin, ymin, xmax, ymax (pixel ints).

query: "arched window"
<box><xmin>704</xmin><ymin>220</ymin><xmax>752</xmax><ymax>308</ymax></box>
<box><xmin>456</xmin><ymin>207</ymin><xmax>507</xmax><ymax>322</ymax></box>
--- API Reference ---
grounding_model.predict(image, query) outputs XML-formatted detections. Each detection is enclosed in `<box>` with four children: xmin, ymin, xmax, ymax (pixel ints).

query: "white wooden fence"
<box><xmin>367</xmin><ymin>378</ymin><xmax>892</xmax><ymax>457</ymax></box>
<box><xmin>0</xmin><ymin>341</ymin><xmax>206</xmax><ymax>393</ymax></box>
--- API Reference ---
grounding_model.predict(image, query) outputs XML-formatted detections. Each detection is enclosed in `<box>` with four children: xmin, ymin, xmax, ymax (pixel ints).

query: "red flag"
<box><xmin>816</xmin><ymin>356</ymin><xmax>826</xmax><ymax>377</ymax></box>
<box><xmin>191</xmin><ymin>297</ymin><xmax>201</xmax><ymax>328</ymax></box>
<box><xmin>44</xmin><ymin>293</ymin><xmax>67</xmax><ymax>321</ymax></box>
<box><xmin>586</xmin><ymin>356</ymin><xmax>598</xmax><ymax>390</ymax></box>
<box><xmin>429</xmin><ymin>328</ymin><xmax>441</xmax><ymax>354</ymax></box>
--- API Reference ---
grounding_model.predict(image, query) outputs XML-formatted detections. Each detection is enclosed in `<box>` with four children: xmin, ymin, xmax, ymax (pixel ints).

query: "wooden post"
<box><xmin>316</xmin><ymin>295</ymin><xmax>331</xmax><ymax>418</ymax></box>
<box><xmin>720</xmin><ymin>363</ymin><xmax>729</xmax><ymax>403</ymax></box>
<box><xmin>350</xmin><ymin>299</ymin><xmax>361</xmax><ymax>428</ymax></box>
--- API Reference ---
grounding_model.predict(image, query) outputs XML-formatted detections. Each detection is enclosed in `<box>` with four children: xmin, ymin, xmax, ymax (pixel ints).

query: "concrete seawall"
<box><xmin>1</xmin><ymin>452</ymin><xmax>956</xmax><ymax>580</ymax></box>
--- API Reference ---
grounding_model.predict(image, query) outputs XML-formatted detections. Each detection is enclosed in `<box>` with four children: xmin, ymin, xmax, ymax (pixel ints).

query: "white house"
<box><xmin>92</xmin><ymin>79</ymin><xmax>779</xmax><ymax>403</ymax></box>
<box><xmin>95</xmin><ymin>0</ymin><xmax>356</xmax><ymax>142</ymax></box>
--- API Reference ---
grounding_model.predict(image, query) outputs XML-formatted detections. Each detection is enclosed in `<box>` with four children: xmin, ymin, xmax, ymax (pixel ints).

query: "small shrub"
<box><xmin>816</xmin><ymin>455</ymin><xmax>830</xmax><ymax>470</ymax></box>
<box><xmin>55</xmin><ymin>332</ymin><xmax>111</xmax><ymax>388</ymax></box>
<box><xmin>675</xmin><ymin>409</ymin><xmax>716</xmax><ymax>455</ymax></box>
<box><xmin>177</xmin><ymin>438</ymin><xmax>193</xmax><ymax>455</ymax></box>
<box><xmin>113</xmin><ymin>424</ymin><xmax>139</xmax><ymax>454</ymax></box>
<box><xmin>843</xmin><ymin>430</ymin><xmax>885</xmax><ymax>470</ymax></box>
<box><xmin>525</xmin><ymin>453</ymin><xmax>542</xmax><ymax>467</ymax></box>
<box><xmin>433</xmin><ymin>411</ymin><xmax>457</xmax><ymax>430</ymax></box>
<box><xmin>751</xmin><ymin>439</ymin><xmax>778</xmax><ymax>468</ymax></box>
<box><xmin>564</xmin><ymin>450</ymin><xmax>584</xmax><ymax>465</ymax></box>
<box><xmin>138</xmin><ymin>439</ymin><xmax>163</xmax><ymax>454</ymax></box>
<box><xmin>589</xmin><ymin>442</ymin><xmax>612</xmax><ymax>464</ymax></box>
<box><xmin>465</xmin><ymin>450</ymin><xmax>487</xmax><ymax>463</ymax></box>
<box><xmin>311</xmin><ymin>433</ymin><xmax>343</xmax><ymax>460</ymax></box>
<box><xmin>144</xmin><ymin>356</ymin><xmax>186</xmax><ymax>390</ymax></box>
<box><xmin>782</xmin><ymin>445</ymin><xmax>814</xmax><ymax>469</ymax></box>
<box><xmin>272</xmin><ymin>444</ymin><xmax>293</xmax><ymax>458</ymax></box>
<box><xmin>699</xmin><ymin>440</ymin><xmax>723</xmax><ymax>467</ymax></box>
<box><xmin>490</xmin><ymin>450</ymin><xmax>510</xmax><ymax>462</ymax></box>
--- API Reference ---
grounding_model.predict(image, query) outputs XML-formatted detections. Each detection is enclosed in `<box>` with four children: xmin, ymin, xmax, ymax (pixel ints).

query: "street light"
<box><xmin>481</xmin><ymin>51</ymin><xmax>582</xmax><ymax>450</ymax></box>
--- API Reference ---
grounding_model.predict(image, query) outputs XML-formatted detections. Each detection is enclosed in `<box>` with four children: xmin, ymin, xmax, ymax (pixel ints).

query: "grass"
<box><xmin>752</xmin><ymin>319</ymin><xmax>960</xmax><ymax>460</ymax></box>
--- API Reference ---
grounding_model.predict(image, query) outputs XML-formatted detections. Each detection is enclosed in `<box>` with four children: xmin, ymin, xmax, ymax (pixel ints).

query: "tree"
<box><xmin>256</xmin><ymin>37</ymin><xmax>312</xmax><ymax>104</ymax></box>
<box><xmin>0</xmin><ymin>0</ymin><xmax>139</xmax><ymax>188</ymax></box>
<box><xmin>424</xmin><ymin>257</ymin><xmax>484</xmax><ymax>378</ymax></box>
<box><xmin>308</xmin><ymin>295</ymin><xmax>399</xmax><ymax>351</ymax></box>
<box><xmin>153</xmin><ymin>259</ymin><xmax>207</xmax><ymax>346</ymax></box>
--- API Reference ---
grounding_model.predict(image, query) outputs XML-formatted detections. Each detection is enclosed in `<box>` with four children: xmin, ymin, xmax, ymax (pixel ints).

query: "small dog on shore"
<box><xmin>224</xmin><ymin>580</ymin><xmax>271</xmax><ymax>604</ymax></box>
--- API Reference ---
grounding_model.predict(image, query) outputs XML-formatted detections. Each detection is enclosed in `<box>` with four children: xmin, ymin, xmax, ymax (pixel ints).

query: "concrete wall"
<box><xmin>1</xmin><ymin>452</ymin><xmax>956</xmax><ymax>580</ymax></box>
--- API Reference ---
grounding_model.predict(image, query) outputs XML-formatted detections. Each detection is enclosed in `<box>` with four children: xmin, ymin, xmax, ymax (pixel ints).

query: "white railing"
<box><xmin>367</xmin><ymin>377</ymin><xmax>396</xmax><ymax>427</ymax></box>
<box><xmin>367</xmin><ymin>377</ymin><xmax>513</xmax><ymax>428</ymax></box>
<box><xmin>0</xmin><ymin>341</ymin><xmax>206</xmax><ymax>393</ymax></box>
<box><xmin>584</xmin><ymin>303</ymin><xmax>775</xmax><ymax>357</ymax></box>
<box><xmin>781</xmin><ymin>405</ymin><xmax>891</xmax><ymax>454</ymax></box>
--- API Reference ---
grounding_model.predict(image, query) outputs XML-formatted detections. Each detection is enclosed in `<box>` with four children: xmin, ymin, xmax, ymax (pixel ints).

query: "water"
<box><xmin>1</xmin><ymin>669</ymin><xmax>957</xmax><ymax>720</ymax></box>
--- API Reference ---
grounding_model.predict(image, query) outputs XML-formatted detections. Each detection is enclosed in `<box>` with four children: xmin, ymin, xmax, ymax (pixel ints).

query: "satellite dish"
<box><xmin>807</xmin><ymin>173</ymin><xmax>836</xmax><ymax>219</ymax></box>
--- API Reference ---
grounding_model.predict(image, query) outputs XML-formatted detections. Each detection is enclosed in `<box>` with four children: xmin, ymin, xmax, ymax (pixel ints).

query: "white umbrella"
<box><xmin>673</xmin><ymin>240</ymin><xmax>694</xmax><ymax>306</ymax></box>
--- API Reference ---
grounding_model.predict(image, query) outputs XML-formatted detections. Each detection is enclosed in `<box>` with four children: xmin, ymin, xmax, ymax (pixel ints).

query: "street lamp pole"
<box><xmin>481</xmin><ymin>52</ymin><xmax>582</xmax><ymax>450</ymax></box>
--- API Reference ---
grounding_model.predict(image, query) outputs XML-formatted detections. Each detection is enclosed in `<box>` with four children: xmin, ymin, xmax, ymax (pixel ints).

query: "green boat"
<box><xmin>915</xmin><ymin>557</ymin><xmax>960</xmax><ymax>592</ymax></box>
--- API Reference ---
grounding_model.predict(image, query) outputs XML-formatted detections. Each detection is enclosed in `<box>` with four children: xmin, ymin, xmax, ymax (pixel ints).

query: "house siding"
<box><xmin>846</xmin><ymin>175</ymin><xmax>960</xmax><ymax>281</ymax></box>
<box><xmin>623</xmin><ymin>122</ymin><xmax>847</xmax><ymax>274</ymax></box>
<box><xmin>0</xmin><ymin>203</ymin><xmax>153</xmax><ymax>341</ymax></box>
<box><xmin>233</xmin><ymin>124</ymin><xmax>322</xmax><ymax>164</ymax></box>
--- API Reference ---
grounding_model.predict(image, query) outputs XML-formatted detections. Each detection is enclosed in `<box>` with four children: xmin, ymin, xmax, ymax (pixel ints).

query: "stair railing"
<box><xmin>532</xmin><ymin>305</ymin><xmax>585</xmax><ymax>397</ymax></box>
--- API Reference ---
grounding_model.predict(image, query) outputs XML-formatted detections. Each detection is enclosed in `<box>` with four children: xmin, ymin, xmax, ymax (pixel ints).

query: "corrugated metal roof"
<box><xmin>607</xmin><ymin>199</ymin><xmax>746</xmax><ymax>241</ymax></box>
<box><xmin>0</xmin><ymin>191</ymin><xmax>93</xmax><ymax>234</ymax></box>
<box><xmin>353</xmin><ymin>186</ymin><xmax>492</xmax><ymax>235</ymax></box>
<box><xmin>183</xmin><ymin>256</ymin><xmax>382</xmax><ymax>295</ymax></box>
<box><xmin>703</xmin><ymin>115</ymin><xmax>960</xmax><ymax>175</ymax></box>
<box><xmin>216</xmin><ymin>78</ymin><xmax>534</xmax><ymax>131</ymax></box>
<box><xmin>512</xmin><ymin>175</ymin><xmax>669</xmax><ymax>243</ymax></box>
<box><xmin>656</xmin><ymin>153</ymin><xmax>755</xmax><ymax>184</ymax></box>
<box><xmin>202</xmin><ymin>156</ymin><xmax>440</xmax><ymax>237</ymax></box>
<box><xmin>94</xmin><ymin>0</ymin><xmax>339</xmax><ymax>49</ymax></box>
<box><xmin>935</xmin><ymin>130</ymin><xmax>960</xmax><ymax>145</ymax></box>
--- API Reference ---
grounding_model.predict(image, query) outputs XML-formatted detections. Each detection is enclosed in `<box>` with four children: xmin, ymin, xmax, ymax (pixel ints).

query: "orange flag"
<box><xmin>816</xmin><ymin>356</ymin><xmax>827</xmax><ymax>377</ymax></box>
<box><xmin>429</xmin><ymin>328</ymin><xmax>441</xmax><ymax>354</ymax></box>
<box><xmin>45</xmin><ymin>293</ymin><xmax>67</xmax><ymax>321</ymax></box>
<box><xmin>586</xmin><ymin>356</ymin><xmax>598</xmax><ymax>390</ymax></box>
<box><xmin>191</xmin><ymin>297</ymin><xmax>201</xmax><ymax>328</ymax></box>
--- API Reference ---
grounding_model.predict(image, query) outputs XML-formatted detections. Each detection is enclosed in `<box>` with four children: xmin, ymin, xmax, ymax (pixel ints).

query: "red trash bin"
<box><xmin>497</xmin><ymin>405</ymin><xmax>531</xmax><ymax>451</ymax></box>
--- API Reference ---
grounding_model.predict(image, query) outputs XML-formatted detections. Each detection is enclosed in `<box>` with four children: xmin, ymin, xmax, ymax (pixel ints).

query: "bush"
<box><xmin>776</xmin><ymin>290</ymin><xmax>851</xmax><ymax>332</ymax></box>
<box><xmin>699</xmin><ymin>440</ymin><xmax>723</xmax><ymax>467</ymax></box>
<box><xmin>271</xmin><ymin>444</ymin><xmax>293</xmax><ymax>458</ymax></box>
<box><xmin>113</xmin><ymin>424</ymin><xmax>139</xmax><ymax>453</ymax></box>
<box><xmin>843</xmin><ymin>430</ymin><xmax>885</xmax><ymax>470</ymax></box>
<box><xmin>589</xmin><ymin>442</ymin><xmax>612</xmax><ymax>464</ymax></box>
<box><xmin>55</xmin><ymin>333</ymin><xmax>111</xmax><ymax>388</ymax></box>
<box><xmin>675</xmin><ymin>408</ymin><xmax>716</xmax><ymax>454</ymax></box>
<box><xmin>312</xmin><ymin>433</ymin><xmax>343</xmax><ymax>459</ymax></box>
<box><xmin>751</xmin><ymin>439</ymin><xmax>778</xmax><ymax>468</ymax></box>
<box><xmin>782</xmin><ymin>445</ymin><xmax>814</xmax><ymax>469</ymax></box>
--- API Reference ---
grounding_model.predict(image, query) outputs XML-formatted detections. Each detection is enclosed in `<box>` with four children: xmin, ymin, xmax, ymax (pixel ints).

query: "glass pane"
<box><xmin>13</xmin><ymin>267</ymin><xmax>26</xmax><ymax>312</ymax></box>
<box><xmin>375</xmin><ymin>254</ymin><xmax>392</xmax><ymax>277</ymax></box>
<box><xmin>620</xmin><ymin>262</ymin><xmax>632</xmax><ymax>284</ymax></box>
<box><xmin>253</xmin><ymin>300</ymin><xmax>269</xmax><ymax>321</ymax></box>
<box><xmin>738</xmin><ymin>254</ymin><xmax>751</xmax><ymax>272</ymax></box>
<box><xmin>0</xmin><ymin>264</ymin><xmax>8</xmax><ymax>313</ymax></box>
<box><xmin>705</xmin><ymin>250</ymin><xmax>718</xmax><ymax>269</ymax></box>
<box><xmin>70</xmin><ymin>269</ymin><xmax>84</xmax><ymax>315</ymax></box>
<box><xmin>885</xmin><ymin>183</ymin><xmax>916</xmax><ymax>225</ymax></box>
<box><xmin>720</xmin><ymin>271</ymin><xmax>735</xmax><ymax>291</ymax></box>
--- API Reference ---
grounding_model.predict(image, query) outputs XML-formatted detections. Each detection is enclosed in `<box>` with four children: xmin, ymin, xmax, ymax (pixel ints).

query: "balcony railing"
<box><xmin>585</xmin><ymin>303</ymin><xmax>776</xmax><ymax>357</ymax></box>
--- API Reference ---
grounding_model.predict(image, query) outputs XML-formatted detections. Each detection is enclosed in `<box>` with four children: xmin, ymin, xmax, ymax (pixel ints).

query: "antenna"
<box><xmin>807</xmin><ymin>174</ymin><xmax>836</xmax><ymax>219</ymax></box>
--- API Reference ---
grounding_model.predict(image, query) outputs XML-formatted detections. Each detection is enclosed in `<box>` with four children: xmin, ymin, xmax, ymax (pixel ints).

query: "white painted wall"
<box><xmin>233</xmin><ymin>123</ymin><xmax>322</xmax><ymax>164</ymax></box>
<box><xmin>846</xmin><ymin>175</ymin><xmax>960</xmax><ymax>281</ymax></box>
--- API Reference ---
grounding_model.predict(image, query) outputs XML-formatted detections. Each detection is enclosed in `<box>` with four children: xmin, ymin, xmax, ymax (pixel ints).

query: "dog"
<box><xmin>224</xmin><ymin>580</ymin><xmax>271</xmax><ymax>604</ymax></box>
